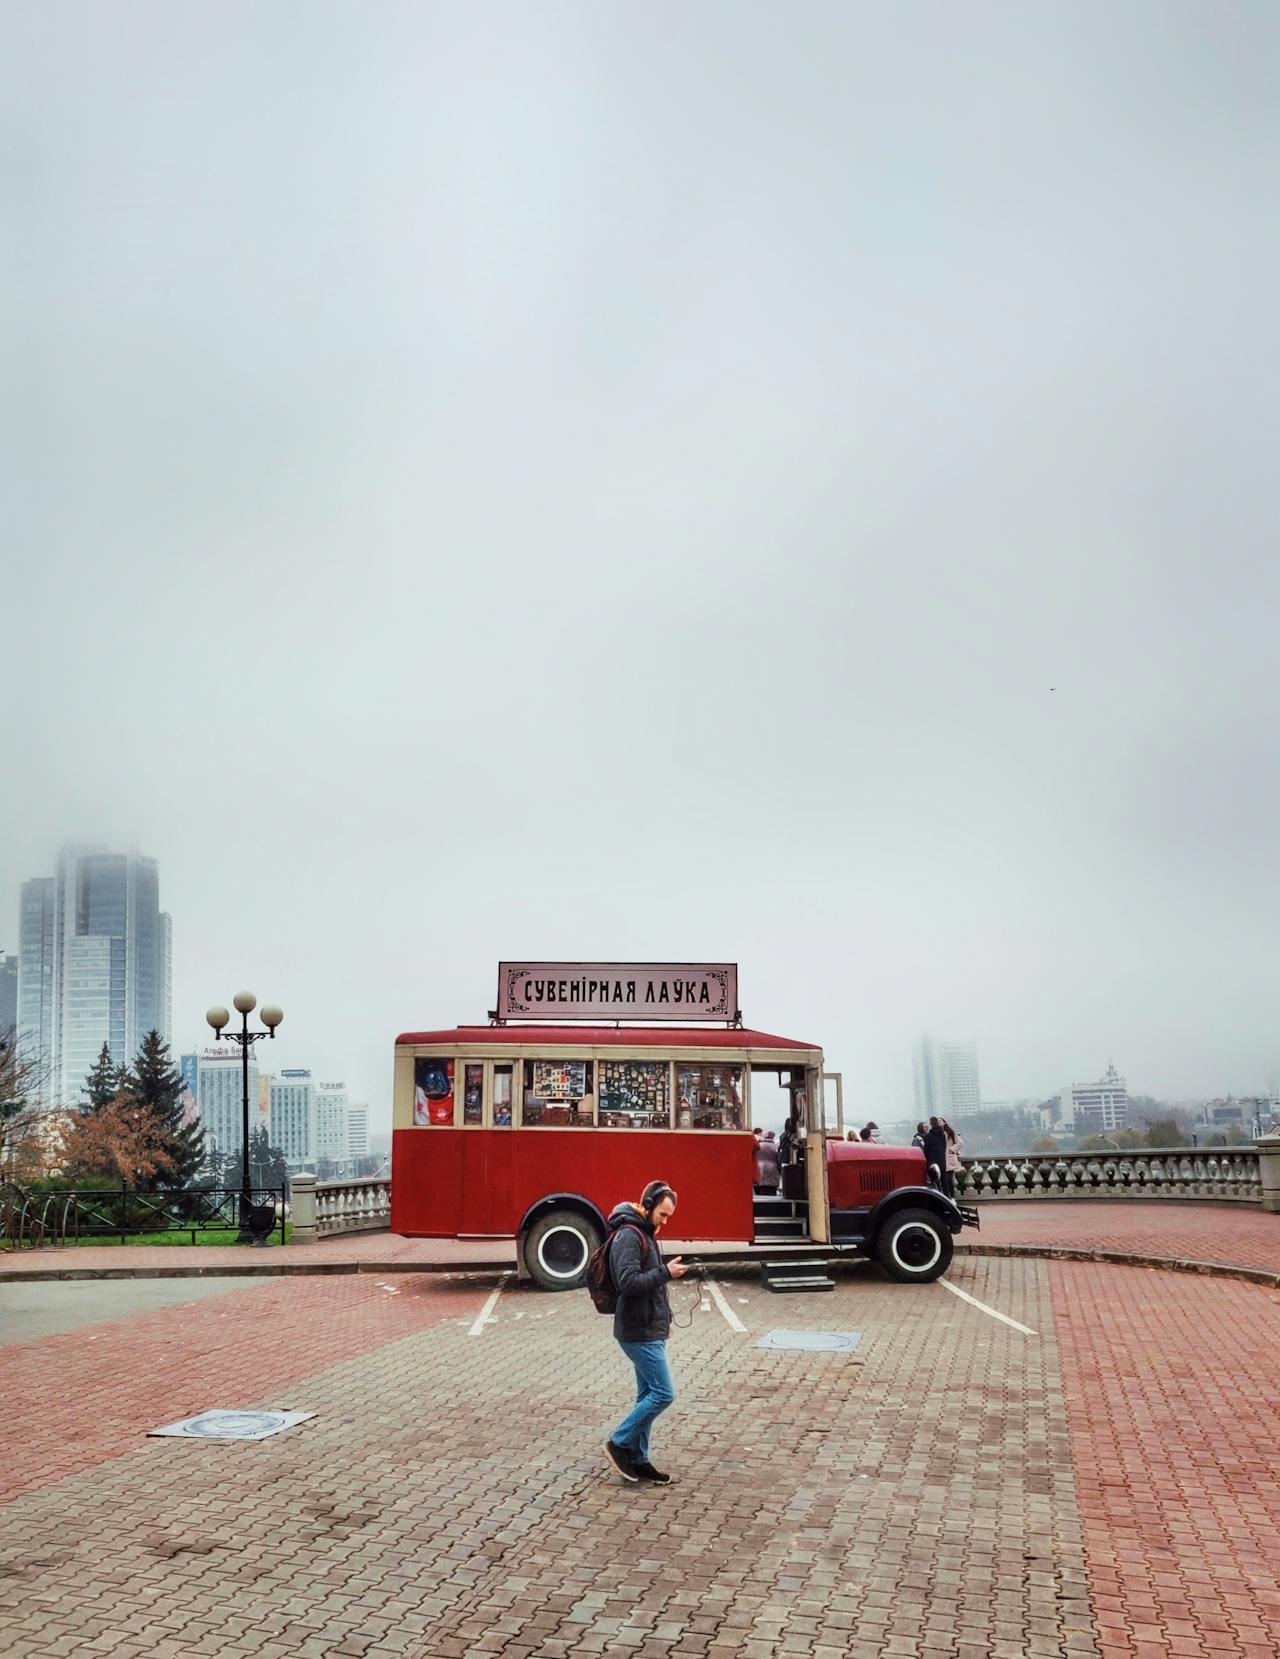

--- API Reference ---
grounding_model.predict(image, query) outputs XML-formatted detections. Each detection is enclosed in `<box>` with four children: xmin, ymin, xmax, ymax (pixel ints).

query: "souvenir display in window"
<box><xmin>414</xmin><ymin>1058</ymin><xmax>455</xmax><ymax>1126</ymax></box>
<box><xmin>597</xmin><ymin>1060</ymin><xmax>669</xmax><ymax>1128</ymax></box>
<box><xmin>463</xmin><ymin>1064</ymin><xmax>483</xmax><ymax>1125</ymax></box>
<box><xmin>676</xmin><ymin>1063</ymin><xmax>743</xmax><ymax>1130</ymax></box>
<box><xmin>493</xmin><ymin>1065</ymin><xmax>514</xmax><ymax>1126</ymax></box>
<box><xmin>522</xmin><ymin>1059</ymin><xmax>594</xmax><ymax>1125</ymax></box>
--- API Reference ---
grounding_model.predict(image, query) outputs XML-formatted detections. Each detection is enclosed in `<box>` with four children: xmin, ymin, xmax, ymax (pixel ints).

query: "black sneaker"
<box><xmin>605</xmin><ymin>1441</ymin><xmax>639</xmax><ymax>1482</ymax></box>
<box><xmin>633</xmin><ymin>1461</ymin><xmax>672</xmax><ymax>1485</ymax></box>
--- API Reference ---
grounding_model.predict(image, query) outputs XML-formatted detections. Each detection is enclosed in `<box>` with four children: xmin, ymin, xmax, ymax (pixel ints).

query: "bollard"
<box><xmin>289</xmin><ymin>1172</ymin><xmax>317</xmax><ymax>1243</ymax></box>
<box><xmin>1256</xmin><ymin>1134</ymin><xmax>1280</xmax><ymax>1214</ymax></box>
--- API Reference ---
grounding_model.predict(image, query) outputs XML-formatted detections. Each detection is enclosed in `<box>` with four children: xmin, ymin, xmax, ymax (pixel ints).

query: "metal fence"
<box><xmin>0</xmin><ymin>1182</ymin><xmax>288</xmax><ymax>1248</ymax></box>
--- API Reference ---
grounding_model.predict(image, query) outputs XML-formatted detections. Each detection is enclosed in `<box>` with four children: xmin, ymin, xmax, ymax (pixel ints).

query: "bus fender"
<box><xmin>866</xmin><ymin>1186</ymin><xmax>970</xmax><ymax>1243</ymax></box>
<box><xmin>515</xmin><ymin>1193</ymin><xmax>608</xmax><ymax>1285</ymax></box>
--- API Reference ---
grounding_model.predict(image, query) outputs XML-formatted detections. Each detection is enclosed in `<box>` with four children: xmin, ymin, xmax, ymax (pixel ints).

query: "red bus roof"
<box><xmin>394</xmin><ymin>1024</ymin><xmax>820</xmax><ymax>1051</ymax></box>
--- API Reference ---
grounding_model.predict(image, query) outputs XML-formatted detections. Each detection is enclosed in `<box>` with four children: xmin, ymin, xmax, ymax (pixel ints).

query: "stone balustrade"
<box><xmin>955</xmin><ymin>1146</ymin><xmax>1264</xmax><ymax>1204</ymax></box>
<box><xmin>314</xmin><ymin>1176</ymin><xmax>392</xmax><ymax>1237</ymax></box>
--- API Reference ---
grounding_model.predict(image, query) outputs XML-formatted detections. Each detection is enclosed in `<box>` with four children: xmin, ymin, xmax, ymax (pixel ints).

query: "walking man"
<box><xmin>604</xmin><ymin>1180</ymin><xmax>688</xmax><ymax>1485</ymax></box>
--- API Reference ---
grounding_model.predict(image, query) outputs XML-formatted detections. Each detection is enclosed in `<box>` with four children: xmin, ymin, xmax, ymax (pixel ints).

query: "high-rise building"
<box><xmin>1064</xmin><ymin>1063</ymin><xmax>1128</xmax><ymax>1133</ymax></box>
<box><xmin>189</xmin><ymin>1046</ymin><xmax>259</xmax><ymax>1169</ymax></box>
<box><xmin>16</xmin><ymin>846</ymin><xmax>172</xmax><ymax>1105</ymax></box>
<box><xmin>315</xmin><ymin>1082</ymin><xmax>348</xmax><ymax>1167</ymax></box>
<box><xmin>269</xmin><ymin>1069</ymin><xmax>316</xmax><ymax>1169</ymax></box>
<box><xmin>346</xmin><ymin>1103</ymin><xmax>370</xmax><ymax>1161</ymax></box>
<box><xmin>912</xmin><ymin>1035</ymin><xmax>981</xmax><ymax>1121</ymax></box>
<box><xmin>0</xmin><ymin>954</ymin><xmax>17</xmax><ymax>1039</ymax></box>
<box><xmin>17</xmin><ymin>880</ymin><xmax>55</xmax><ymax>1092</ymax></box>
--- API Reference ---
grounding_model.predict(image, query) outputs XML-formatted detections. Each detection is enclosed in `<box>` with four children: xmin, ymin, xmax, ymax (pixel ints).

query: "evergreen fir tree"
<box><xmin>82</xmin><ymin>1042</ymin><xmax>128</xmax><ymax>1113</ymax></box>
<box><xmin>247</xmin><ymin>1124</ymin><xmax>289</xmax><ymax>1192</ymax></box>
<box><xmin>129</xmin><ymin>1029</ymin><xmax>206</xmax><ymax>1188</ymax></box>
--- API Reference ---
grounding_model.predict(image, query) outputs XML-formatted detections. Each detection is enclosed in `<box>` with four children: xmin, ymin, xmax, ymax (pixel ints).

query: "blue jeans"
<box><xmin>612</xmin><ymin>1339</ymin><xmax>675</xmax><ymax>1462</ymax></box>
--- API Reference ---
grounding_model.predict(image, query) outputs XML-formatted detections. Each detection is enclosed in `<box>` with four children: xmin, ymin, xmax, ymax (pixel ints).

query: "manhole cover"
<box><xmin>147</xmin><ymin>1410</ymin><xmax>314</xmax><ymax>1441</ymax></box>
<box><xmin>756</xmin><ymin>1329</ymin><xmax>861</xmax><ymax>1352</ymax></box>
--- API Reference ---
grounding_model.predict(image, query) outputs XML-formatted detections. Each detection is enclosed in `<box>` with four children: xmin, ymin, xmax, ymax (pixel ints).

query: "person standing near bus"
<box><xmin>922</xmin><ymin>1116</ymin><xmax>948</xmax><ymax>1189</ymax></box>
<box><xmin>941</xmin><ymin>1119</ymin><xmax>964</xmax><ymax>1197</ymax></box>
<box><xmin>604</xmin><ymin>1180</ymin><xmax>688</xmax><ymax>1485</ymax></box>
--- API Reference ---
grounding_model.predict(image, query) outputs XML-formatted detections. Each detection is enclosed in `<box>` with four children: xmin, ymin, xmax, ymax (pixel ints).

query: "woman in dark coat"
<box><xmin>922</xmin><ymin>1116</ymin><xmax>949</xmax><ymax>1190</ymax></box>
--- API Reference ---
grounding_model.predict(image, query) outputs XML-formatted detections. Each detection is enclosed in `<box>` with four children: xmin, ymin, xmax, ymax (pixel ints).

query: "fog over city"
<box><xmin>4</xmin><ymin>2</ymin><xmax>1279</xmax><ymax>1133</ymax></box>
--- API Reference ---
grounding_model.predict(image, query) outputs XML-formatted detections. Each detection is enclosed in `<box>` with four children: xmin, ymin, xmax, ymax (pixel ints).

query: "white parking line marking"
<box><xmin>704</xmin><ymin>1277</ymin><xmax>748</xmax><ymax>1333</ymax></box>
<box><xmin>939</xmin><ymin>1277</ymin><xmax>1037</xmax><ymax>1336</ymax></box>
<box><xmin>468</xmin><ymin>1272</ymin><xmax>512</xmax><ymax>1336</ymax></box>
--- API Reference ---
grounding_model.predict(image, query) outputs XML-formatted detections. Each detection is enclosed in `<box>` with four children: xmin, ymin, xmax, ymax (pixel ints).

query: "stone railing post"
<box><xmin>1256</xmin><ymin>1135</ymin><xmax>1280</xmax><ymax>1213</ymax></box>
<box><xmin>289</xmin><ymin>1172</ymin><xmax>317</xmax><ymax>1243</ymax></box>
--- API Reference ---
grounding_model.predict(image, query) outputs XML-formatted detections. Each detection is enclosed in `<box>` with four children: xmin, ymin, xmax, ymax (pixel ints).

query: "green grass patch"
<box><xmin>3</xmin><ymin>1223</ymin><xmax>293</xmax><ymax>1248</ymax></box>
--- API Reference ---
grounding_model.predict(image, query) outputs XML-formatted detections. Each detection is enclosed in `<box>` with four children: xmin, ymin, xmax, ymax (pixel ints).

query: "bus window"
<box><xmin>522</xmin><ymin>1059</ymin><xmax>594</xmax><ymax>1126</ymax></box>
<box><xmin>598</xmin><ymin>1059</ymin><xmax>669</xmax><ymax>1128</ymax></box>
<box><xmin>676</xmin><ymin>1063</ymin><xmax>743</xmax><ymax>1130</ymax></box>
<box><xmin>494</xmin><ymin>1064</ymin><xmax>513</xmax><ymax>1126</ymax></box>
<box><xmin>413</xmin><ymin>1058</ymin><xmax>455</xmax><ymax>1126</ymax></box>
<box><xmin>463</xmin><ymin>1064</ymin><xmax>483</xmax><ymax>1125</ymax></box>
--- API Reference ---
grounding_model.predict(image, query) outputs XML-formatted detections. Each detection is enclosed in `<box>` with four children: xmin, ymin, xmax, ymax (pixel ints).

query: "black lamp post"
<box><xmin>206</xmin><ymin>992</ymin><xmax>283</xmax><ymax>1245</ymax></box>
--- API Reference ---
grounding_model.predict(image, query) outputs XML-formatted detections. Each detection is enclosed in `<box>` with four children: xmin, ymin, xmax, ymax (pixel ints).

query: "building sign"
<box><xmin>497</xmin><ymin>962</ymin><xmax>737</xmax><ymax>1023</ymax></box>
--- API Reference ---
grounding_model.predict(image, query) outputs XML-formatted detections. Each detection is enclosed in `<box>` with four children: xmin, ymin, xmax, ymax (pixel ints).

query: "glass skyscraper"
<box><xmin>16</xmin><ymin>845</ymin><xmax>172</xmax><ymax>1106</ymax></box>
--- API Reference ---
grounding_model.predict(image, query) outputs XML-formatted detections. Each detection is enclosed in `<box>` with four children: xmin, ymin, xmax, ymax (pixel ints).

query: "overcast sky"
<box><xmin>4</xmin><ymin>2</ymin><xmax>1279</xmax><ymax>1128</ymax></box>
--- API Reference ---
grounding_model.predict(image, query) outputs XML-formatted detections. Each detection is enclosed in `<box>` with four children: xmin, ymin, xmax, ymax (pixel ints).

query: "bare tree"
<box><xmin>0</xmin><ymin>1036</ymin><xmax>61</xmax><ymax>1184</ymax></box>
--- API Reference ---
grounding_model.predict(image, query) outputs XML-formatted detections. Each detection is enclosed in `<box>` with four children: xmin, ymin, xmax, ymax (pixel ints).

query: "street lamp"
<box><xmin>206</xmin><ymin>992</ymin><xmax>283</xmax><ymax>1245</ymax></box>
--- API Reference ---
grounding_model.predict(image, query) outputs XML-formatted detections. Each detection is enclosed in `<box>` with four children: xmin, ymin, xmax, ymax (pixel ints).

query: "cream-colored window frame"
<box><xmin>411</xmin><ymin>1053</ymin><xmax>461</xmax><ymax>1129</ymax></box>
<box><xmin>454</xmin><ymin>1057</ymin><xmax>484</xmax><ymax>1129</ymax></box>
<box><xmin>516</xmin><ymin>1056</ymin><xmax>600</xmax><ymax>1129</ymax></box>
<box><xmin>491</xmin><ymin>1058</ymin><xmax>516</xmax><ymax>1129</ymax></box>
<box><xmin>672</xmin><ymin>1059</ymin><xmax>746</xmax><ymax>1132</ymax></box>
<box><xmin>393</xmin><ymin>1040</ymin><xmax>824</xmax><ymax>1133</ymax></box>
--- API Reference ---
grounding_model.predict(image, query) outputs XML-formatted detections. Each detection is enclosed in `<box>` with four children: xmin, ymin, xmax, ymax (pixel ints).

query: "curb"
<box><xmin>954</xmin><ymin>1240</ymin><xmax>1280</xmax><ymax>1291</ymax></box>
<box><xmin>3</xmin><ymin>1245</ymin><xmax>1279</xmax><ymax>1290</ymax></box>
<box><xmin>0</xmin><ymin>1257</ymin><xmax>515</xmax><ymax>1283</ymax></box>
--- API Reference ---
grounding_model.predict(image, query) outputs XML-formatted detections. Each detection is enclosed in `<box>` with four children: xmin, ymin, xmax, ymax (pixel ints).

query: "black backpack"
<box><xmin>585</xmin><ymin>1223</ymin><xmax>649</xmax><ymax>1315</ymax></box>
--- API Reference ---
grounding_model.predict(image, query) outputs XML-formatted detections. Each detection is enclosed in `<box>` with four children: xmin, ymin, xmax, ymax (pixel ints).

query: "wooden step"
<box><xmin>752</xmin><ymin>1220</ymin><xmax>808</xmax><ymax>1240</ymax></box>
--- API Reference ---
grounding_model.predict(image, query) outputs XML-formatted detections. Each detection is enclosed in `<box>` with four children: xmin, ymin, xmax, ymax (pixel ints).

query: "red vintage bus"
<box><xmin>390</xmin><ymin>1020</ymin><xmax>978</xmax><ymax>1287</ymax></box>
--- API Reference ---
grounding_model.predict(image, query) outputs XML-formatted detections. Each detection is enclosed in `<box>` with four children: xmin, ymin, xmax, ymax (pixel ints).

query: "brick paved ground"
<box><xmin>2</xmin><ymin>1252</ymin><xmax>1277</xmax><ymax>1657</ymax></box>
<box><xmin>973</xmin><ymin>1202</ymin><xmax>1280</xmax><ymax>1278</ymax></box>
<box><xmin>1049</xmin><ymin>1262</ymin><xmax>1280</xmax><ymax>1659</ymax></box>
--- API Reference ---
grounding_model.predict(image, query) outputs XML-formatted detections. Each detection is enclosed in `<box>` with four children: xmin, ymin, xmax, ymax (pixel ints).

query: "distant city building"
<box><xmin>190</xmin><ymin>1046</ymin><xmax>259</xmax><ymax>1167</ymax></box>
<box><xmin>16</xmin><ymin>880</ymin><xmax>56</xmax><ymax>1091</ymax></box>
<box><xmin>16</xmin><ymin>846</ymin><xmax>172</xmax><ymax>1105</ymax></box>
<box><xmin>1064</xmin><ymin>1063</ymin><xmax>1128</xmax><ymax>1133</ymax></box>
<box><xmin>346</xmin><ymin>1104</ymin><xmax>370</xmax><ymax>1160</ymax></box>
<box><xmin>966</xmin><ymin>1098</ymin><xmax>1040</xmax><ymax>1121</ymax></box>
<box><xmin>1200</xmin><ymin>1097</ymin><xmax>1270</xmax><ymax>1137</ymax></box>
<box><xmin>0</xmin><ymin>954</ymin><xmax>16</xmax><ymax>1038</ymax></box>
<box><xmin>315</xmin><ymin>1082</ymin><xmax>348</xmax><ymax>1165</ymax></box>
<box><xmin>913</xmin><ymin>1035</ymin><xmax>981</xmax><ymax>1121</ymax></box>
<box><xmin>269</xmin><ymin>1069</ymin><xmax>316</xmax><ymax>1168</ymax></box>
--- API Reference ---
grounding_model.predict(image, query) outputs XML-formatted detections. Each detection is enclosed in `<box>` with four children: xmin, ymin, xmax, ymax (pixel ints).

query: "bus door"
<box><xmin>804</xmin><ymin>1066</ymin><xmax>831</xmax><ymax>1243</ymax></box>
<box><xmin>822</xmin><ymin>1072</ymin><xmax>844</xmax><ymax>1139</ymax></box>
<box><xmin>457</xmin><ymin>1061</ymin><xmax>515</xmax><ymax>1235</ymax></box>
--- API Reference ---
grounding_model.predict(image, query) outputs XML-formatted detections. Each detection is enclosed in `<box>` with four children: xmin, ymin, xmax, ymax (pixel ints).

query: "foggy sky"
<box><xmin>4</xmin><ymin>1</ymin><xmax>1279</xmax><ymax>1130</ymax></box>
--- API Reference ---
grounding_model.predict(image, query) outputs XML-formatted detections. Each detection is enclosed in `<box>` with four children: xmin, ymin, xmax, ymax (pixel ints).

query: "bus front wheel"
<box><xmin>523</xmin><ymin>1209</ymin><xmax>601</xmax><ymax>1291</ymax></box>
<box><xmin>874</xmin><ymin>1208</ymin><xmax>953</xmax><ymax>1283</ymax></box>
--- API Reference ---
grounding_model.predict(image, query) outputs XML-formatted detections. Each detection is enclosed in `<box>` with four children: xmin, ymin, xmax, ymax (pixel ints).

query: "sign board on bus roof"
<box><xmin>497</xmin><ymin>962</ymin><xmax>738</xmax><ymax>1023</ymax></box>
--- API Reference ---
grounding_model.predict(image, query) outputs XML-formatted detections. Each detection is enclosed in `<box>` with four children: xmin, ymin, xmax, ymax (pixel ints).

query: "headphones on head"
<box><xmin>641</xmin><ymin>1180</ymin><xmax>676</xmax><ymax>1215</ymax></box>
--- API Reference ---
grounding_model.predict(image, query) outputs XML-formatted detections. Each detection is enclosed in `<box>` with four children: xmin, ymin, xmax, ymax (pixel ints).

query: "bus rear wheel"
<box><xmin>874</xmin><ymin>1208</ymin><xmax>953</xmax><ymax>1283</ymax></box>
<box><xmin>523</xmin><ymin>1209</ymin><xmax>601</xmax><ymax>1291</ymax></box>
